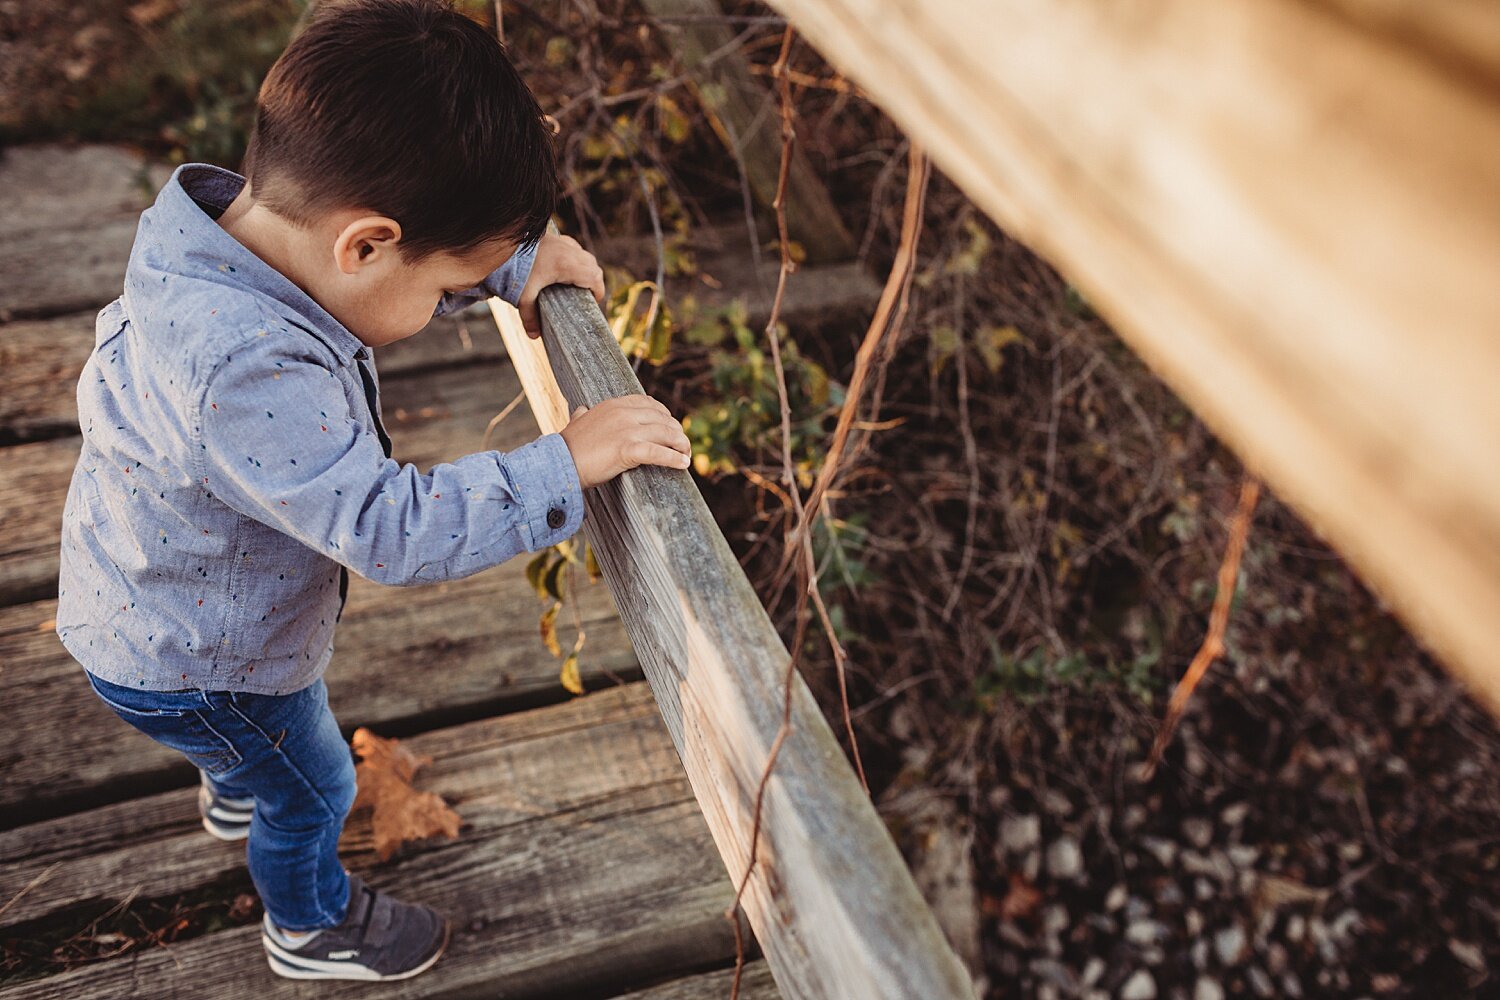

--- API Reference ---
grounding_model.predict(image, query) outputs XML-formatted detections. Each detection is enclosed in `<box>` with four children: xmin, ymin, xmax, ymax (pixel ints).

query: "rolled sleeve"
<box><xmin>433</xmin><ymin>238</ymin><xmax>540</xmax><ymax>316</ymax></box>
<box><xmin>499</xmin><ymin>430</ymin><xmax>585</xmax><ymax>552</ymax></box>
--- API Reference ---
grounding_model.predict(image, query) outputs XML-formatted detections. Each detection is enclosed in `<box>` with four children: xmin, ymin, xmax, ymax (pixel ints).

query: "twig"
<box><xmin>771</xmin><ymin>144</ymin><xmax>929</xmax><ymax>596</ymax></box>
<box><xmin>1142</xmin><ymin>475</ymin><xmax>1262</xmax><ymax>778</ymax></box>
<box><xmin>0</xmin><ymin>861</ymin><xmax>60</xmax><ymax>922</ymax></box>
<box><xmin>480</xmin><ymin>389</ymin><xmax>529</xmax><ymax>452</ymax></box>
<box><xmin>725</xmin><ymin>27</ymin><xmax>804</xmax><ymax>1000</ymax></box>
<box><xmin>723</xmin><ymin>24</ymin><xmax>875</xmax><ymax>999</ymax></box>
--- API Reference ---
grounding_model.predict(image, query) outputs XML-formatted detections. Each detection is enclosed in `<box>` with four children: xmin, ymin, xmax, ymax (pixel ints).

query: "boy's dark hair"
<box><xmin>243</xmin><ymin>0</ymin><xmax>556</xmax><ymax>259</ymax></box>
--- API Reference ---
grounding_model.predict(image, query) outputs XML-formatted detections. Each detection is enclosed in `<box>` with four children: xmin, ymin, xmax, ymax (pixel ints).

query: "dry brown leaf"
<box><xmin>350</xmin><ymin>728</ymin><xmax>461</xmax><ymax>861</ymax></box>
<box><xmin>981</xmin><ymin>871</ymin><xmax>1042</xmax><ymax>923</ymax></box>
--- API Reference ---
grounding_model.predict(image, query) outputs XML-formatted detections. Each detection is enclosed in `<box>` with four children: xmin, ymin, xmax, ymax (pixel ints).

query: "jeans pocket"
<box><xmin>86</xmin><ymin>675</ymin><xmax>243</xmax><ymax>776</ymax></box>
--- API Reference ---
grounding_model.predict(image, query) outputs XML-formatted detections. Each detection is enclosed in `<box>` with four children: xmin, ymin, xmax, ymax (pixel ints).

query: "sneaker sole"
<box><xmin>199</xmin><ymin>785</ymin><xmax>254</xmax><ymax>842</ymax></box>
<box><xmin>201</xmin><ymin>815</ymin><xmax>251</xmax><ymax>842</ymax></box>
<box><xmin>262</xmin><ymin>920</ymin><xmax>450</xmax><ymax>981</ymax></box>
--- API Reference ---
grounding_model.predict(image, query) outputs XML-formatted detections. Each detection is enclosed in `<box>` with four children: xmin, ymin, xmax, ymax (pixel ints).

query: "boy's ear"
<box><xmin>332</xmin><ymin>215</ymin><xmax>403</xmax><ymax>275</ymax></box>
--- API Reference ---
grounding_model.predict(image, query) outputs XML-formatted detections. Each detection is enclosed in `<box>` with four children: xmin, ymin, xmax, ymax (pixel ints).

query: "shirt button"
<box><xmin>546</xmin><ymin>506</ymin><xmax>565</xmax><ymax>529</ymax></box>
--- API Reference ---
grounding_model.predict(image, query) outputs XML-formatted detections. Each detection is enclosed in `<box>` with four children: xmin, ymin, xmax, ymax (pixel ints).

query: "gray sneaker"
<box><xmin>261</xmin><ymin>872</ymin><xmax>450</xmax><ymax>981</ymax></box>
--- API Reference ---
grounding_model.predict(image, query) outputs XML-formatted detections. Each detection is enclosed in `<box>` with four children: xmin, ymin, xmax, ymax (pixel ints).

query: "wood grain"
<box><xmin>0</xmin><ymin>145</ymin><xmax>171</xmax><ymax>320</ymax></box>
<box><xmin>0</xmin><ymin>681</ymin><xmax>668</xmax><ymax>926</ymax></box>
<box><xmin>614</xmin><ymin>961</ymin><xmax>780</xmax><ymax>998</ymax></box>
<box><xmin>762</xmin><ymin>0</ymin><xmax>1500</xmax><ymax>708</ymax></box>
<box><xmin>0</xmin><ymin>564</ymin><xmax>637</xmax><ymax>824</ymax></box>
<box><xmin>493</xmin><ymin>290</ymin><xmax>976</xmax><ymax>999</ymax></box>
<box><xmin>0</xmin><ymin>683</ymin><xmax>756</xmax><ymax>1000</ymax></box>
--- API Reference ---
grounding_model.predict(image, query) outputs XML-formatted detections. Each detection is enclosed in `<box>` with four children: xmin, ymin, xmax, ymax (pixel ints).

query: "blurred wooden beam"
<box><xmin>762</xmin><ymin>0</ymin><xmax>1500</xmax><ymax>709</ymax></box>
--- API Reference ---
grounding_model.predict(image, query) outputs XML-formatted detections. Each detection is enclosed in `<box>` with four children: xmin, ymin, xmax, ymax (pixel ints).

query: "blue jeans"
<box><xmin>84</xmin><ymin>671</ymin><xmax>357</xmax><ymax>931</ymax></box>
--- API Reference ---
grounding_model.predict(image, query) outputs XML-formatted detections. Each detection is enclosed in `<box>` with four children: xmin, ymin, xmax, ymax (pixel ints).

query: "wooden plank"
<box><xmin>761</xmin><ymin>0</ymin><xmax>1500</xmax><ymax>709</ymax></box>
<box><xmin>0</xmin><ymin>681</ymin><xmax>662</xmax><ymax>927</ymax></box>
<box><xmin>614</xmin><ymin>961</ymin><xmax>780</xmax><ymax>999</ymax></box>
<box><xmin>0</xmin><ymin>145</ymin><xmax>172</xmax><ymax>321</ymax></box>
<box><xmin>638</xmin><ymin>0</ymin><xmax>854</xmax><ymax>262</ymax></box>
<box><xmin>0</xmin><ymin>436</ymin><xmax>84</xmax><ymax>608</ymax></box>
<box><xmin>0</xmin><ymin>357</ymin><xmax>538</xmax><ymax>608</ymax></box>
<box><xmin>492</xmin><ymin>289</ymin><xmax>976</xmax><ymax>999</ymax></box>
<box><xmin>0</xmin><ymin>683</ymin><xmax>744</xmax><ymax>1000</ymax></box>
<box><xmin>0</xmin><ymin>563</ymin><xmax>637</xmax><ymax>825</ymax></box>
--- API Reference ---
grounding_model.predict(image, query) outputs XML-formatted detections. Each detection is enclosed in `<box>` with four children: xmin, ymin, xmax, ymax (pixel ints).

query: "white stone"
<box><xmin>1047</xmin><ymin>835</ymin><xmax>1084</xmax><ymax>880</ymax></box>
<box><xmin>1182</xmin><ymin>817</ymin><xmax>1213</xmax><ymax>849</ymax></box>
<box><xmin>1193</xmin><ymin>977</ymin><xmax>1226</xmax><ymax>1000</ymax></box>
<box><xmin>1105</xmin><ymin>883</ymin><xmax>1128</xmax><ymax>912</ymax></box>
<box><xmin>1126</xmin><ymin>919</ymin><xmax>1170</xmax><ymax>946</ymax></box>
<box><xmin>1214</xmin><ymin>924</ymin><xmax>1247</xmax><ymax>965</ymax></box>
<box><xmin>1219</xmin><ymin>802</ymin><xmax>1251</xmax><ymax>827</ymax></box>
<box><xmin>1119</xmin><ymin>969</ymin><xmax>1157</xmax><ymax>1000</ymax></box>
<box><xmin>1000</xmin><ymin>813</ymin><xmax>1042</xmax><ymax>853</ymax></box>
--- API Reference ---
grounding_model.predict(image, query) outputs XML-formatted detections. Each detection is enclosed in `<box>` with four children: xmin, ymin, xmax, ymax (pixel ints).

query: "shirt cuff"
<box><xmin>499</xmin><ymin>430</ymin><xmax>584</xmax><ymax>552</ymax></box>
<box><xmin>482</xmin><ymin>238</ymin><xmax>540</xmax><ymax>308</ymax></box>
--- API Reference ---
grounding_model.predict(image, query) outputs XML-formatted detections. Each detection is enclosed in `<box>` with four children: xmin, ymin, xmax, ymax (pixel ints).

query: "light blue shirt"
<box><xmin>56</xmin><ymin>162</ymin><xmax>585</xmax><ymax>695</ymax></box>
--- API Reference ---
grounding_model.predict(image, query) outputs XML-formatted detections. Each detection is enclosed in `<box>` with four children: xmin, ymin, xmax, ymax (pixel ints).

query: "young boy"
<box><xmin>54</xmin><ymin>0</ymin><xmax>691</xmax><ymax>982</ymax></box>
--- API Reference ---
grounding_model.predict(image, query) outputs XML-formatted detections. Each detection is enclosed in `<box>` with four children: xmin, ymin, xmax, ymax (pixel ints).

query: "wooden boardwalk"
<box><xmin>0</xmin><ymin>143</ymin><xmax>870</xmax><ymax>998</ymax></box>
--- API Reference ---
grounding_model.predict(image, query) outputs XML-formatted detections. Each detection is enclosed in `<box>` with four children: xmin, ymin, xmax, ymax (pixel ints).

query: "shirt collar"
<box><xmin>152</xmin><ymin>163</ymin><xmax>369</xmax><ymax>362</ymax></box>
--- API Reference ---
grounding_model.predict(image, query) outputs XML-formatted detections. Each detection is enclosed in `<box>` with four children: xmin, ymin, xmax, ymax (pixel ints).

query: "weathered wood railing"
<box><xmin>758</xmin><ymin>0</ymin><xmax>1500</xmax><ymax>710</ymax></box>
<box><xmin>490</xmin><ymin>291</ymin><xmax>977</xmax><ymax>1000</ymax></box>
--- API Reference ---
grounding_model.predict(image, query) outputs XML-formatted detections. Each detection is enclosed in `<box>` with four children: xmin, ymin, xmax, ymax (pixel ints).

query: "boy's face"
<box><xmin>213</xmin><ymin>185</ymin><xmax>523</xmax><ymax>348</ymax></box>
<box><xmin>325</xmin><ymin>234</ymin><xmax>519</xmax><ymax>347</ymax></box>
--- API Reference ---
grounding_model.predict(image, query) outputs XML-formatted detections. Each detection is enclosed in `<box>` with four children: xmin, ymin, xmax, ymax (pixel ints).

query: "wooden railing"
<box><xmin>490</xmin><ymin>290</ymin><xmax>977</xmax><ymax>1000</ymax></box>
<box><xmin>758</xmin><ymin>0</ymin><xmax>1500</xmax><ymax>710</ymax></box>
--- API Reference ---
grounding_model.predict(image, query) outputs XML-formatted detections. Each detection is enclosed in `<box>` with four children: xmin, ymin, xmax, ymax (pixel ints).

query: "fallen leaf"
<box><xmin>350</xmin><ymin>728</ymin><xmax>461</xmax><ymax>861</ymax></box>
<box><xmin>227</xmin><ymin>893</ymin><xmax>258</xmax><ymax>921</ymax></box>
<box><xmin>559</xmin><ymin>652</ymin><xmax>584</xmax><ymax>695</ymax></box>
<box><xmin>539</xmin><ymin>601</ymin><xmax>561</xmax><ymax>656</ymax></box>
<box><xmin>982</xmin><ymin>871</ymin><xmax>1042</xmax><ymax>923</ymax></box>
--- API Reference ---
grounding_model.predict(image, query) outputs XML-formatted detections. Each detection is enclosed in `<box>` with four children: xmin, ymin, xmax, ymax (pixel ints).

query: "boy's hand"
<box><xmin>517</xmin><ymin>233</ymin><xmax>606</xmax><ymax>337</ymax></box>
<box><xmin>559</xmin><ymin>394</ymin><xmax>692</xmax><ymax>489</ymax></box>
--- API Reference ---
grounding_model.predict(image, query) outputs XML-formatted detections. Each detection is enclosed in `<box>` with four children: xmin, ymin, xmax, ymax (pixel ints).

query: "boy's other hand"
<box><xmin>517</xmin><ymin>233</ymin><xmax>606</xmax><ymax>337</ymax></box>
<box><xmin>559</xmin><ymin>394</ymin><xmax>692</xmax><ymax>489</ymax></box>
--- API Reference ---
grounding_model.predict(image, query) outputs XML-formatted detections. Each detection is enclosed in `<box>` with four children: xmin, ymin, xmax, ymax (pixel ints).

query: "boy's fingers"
<box><xmin>628</xmin><ymin>393</ymin><xmax>672</xmax><ymax>418</ymax></box>
<box><xmin>518</xmin><ymin>298</ymin><xmax>541</xmax><ymax>338</ymax></box>
<box><xmin>641</xmin><ymin>417</ymin><xmax>692</xmax><ymax>453</ymax></box>
<box><xmin>629</xmin><ymin>440</ymin><xmax>691</xmax><ymax>469</ymax></box>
